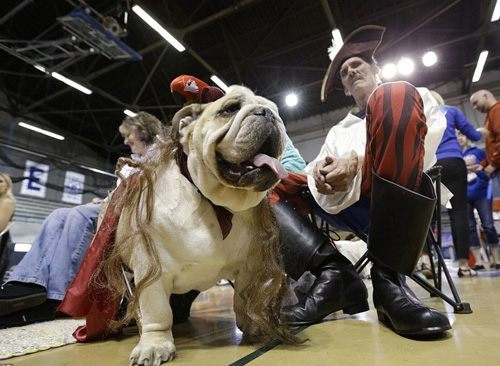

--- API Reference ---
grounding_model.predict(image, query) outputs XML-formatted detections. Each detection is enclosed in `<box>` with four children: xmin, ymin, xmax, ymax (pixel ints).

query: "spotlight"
<box><xmin>397</xmin><ymin>57</ymin><xmax>414</xmax><ymax>75</ymax></box>
<box><xmin>285</xmin><ymin>93</ymin><xmax>298</xmax><ymax>107</ymax></box>
<box><xmin>382</xmin><ymin>63</ymin><xmax>397</xmax><ymax>79</ymax></box>
<box><xmin>423</xmin><ymin>51</ymin><xmax>437</xmax><ymax>67</ymax></box>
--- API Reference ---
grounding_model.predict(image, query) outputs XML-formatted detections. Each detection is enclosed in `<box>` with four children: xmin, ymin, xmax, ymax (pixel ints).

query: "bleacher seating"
<box><xmin>2</xmin><ymin>196</ymin><xmax>78</xmax><ymax>281</ymax></box>
<box><xmin>10</xmin><ymin>196</ymin><xmax>77</xmax><ymax>250</ymax></box>
<box><xmin>12</xmin><ymin>196</ymin><xmax>77</xmax><ymax>225</ymax></box>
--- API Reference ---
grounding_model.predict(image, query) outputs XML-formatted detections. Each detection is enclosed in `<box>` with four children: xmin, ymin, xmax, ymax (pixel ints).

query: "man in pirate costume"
<box><xmin>273</xmin><ymin>25</ymin><xmax>451</xmax><ymax>336</ymax></box>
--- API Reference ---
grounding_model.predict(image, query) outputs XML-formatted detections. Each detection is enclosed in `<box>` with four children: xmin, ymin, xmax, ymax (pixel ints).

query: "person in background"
<box><xmin>0</xmin><ymin>112</ymin><xmax>163</xmax><ymax>327</ymax></box>
<box><xmin>430</xmin><ymin>91</ymin><xmax>488</xmax><ymax>277</ymax></box>
<box><xmin>0</xmin><ymin>173</ymin><xmax>16</xmax><ymax>281</ymax></box>
<box><xmin>470</xmin><ymin>90</ymin><xmax>500</xmax><ymax>178</ymax></box>
<box><xmin>458</xmin><ymin>132</ymin><xmax>500</xmax><ymax>270</ymax></box>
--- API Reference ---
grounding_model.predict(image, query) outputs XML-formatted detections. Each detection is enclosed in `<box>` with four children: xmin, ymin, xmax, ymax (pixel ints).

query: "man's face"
<box><xmin>470</xmin><ymin>94</ymin><xmax>489</xmax><ymax>114</ymax></box>
<box><xmin>340</xmin><ymin>57</ymin><xmax>379</xmax><ymax>101</ymax></box>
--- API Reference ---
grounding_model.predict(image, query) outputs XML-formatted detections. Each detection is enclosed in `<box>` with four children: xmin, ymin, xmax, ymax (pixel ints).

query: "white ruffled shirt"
<box><xmin>303</xmin><ymin>86</ymin><xmax>446</xmax><ymax>214</ymax></box>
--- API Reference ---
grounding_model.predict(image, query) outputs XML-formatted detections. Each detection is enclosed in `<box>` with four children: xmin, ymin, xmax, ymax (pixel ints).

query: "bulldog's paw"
<box><xmin>129</xmin><ymin>332</ymin><xmax>176</xmax><ymax>366</ymax></box>
<box><xmin>236</xmin><ymin>316</ymin><xmax>262</xmax><ymax>338</ymax></box>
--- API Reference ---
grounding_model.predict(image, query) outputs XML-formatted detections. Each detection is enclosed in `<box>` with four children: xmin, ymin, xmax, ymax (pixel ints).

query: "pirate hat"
<box><xmin>321</xmin><ymin>25</ymin><xmax>385</xmax><ymax>101</ymax></box>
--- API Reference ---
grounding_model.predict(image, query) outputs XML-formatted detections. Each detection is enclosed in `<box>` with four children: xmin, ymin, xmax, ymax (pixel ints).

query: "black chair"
<box><xmin>301</xmin><ymin>166</ymin><xmax>472</xmax><ymax>314</ymax></box>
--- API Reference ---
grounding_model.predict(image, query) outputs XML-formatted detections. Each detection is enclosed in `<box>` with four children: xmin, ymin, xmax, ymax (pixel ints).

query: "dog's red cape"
<box><xmin>57</xmin><ymin>183</ymin><xmax>126</xmax><ymax>342</ymax></box>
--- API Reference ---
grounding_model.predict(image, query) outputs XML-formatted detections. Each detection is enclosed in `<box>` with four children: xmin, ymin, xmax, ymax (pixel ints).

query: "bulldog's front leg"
<box><xmin>233</xmin><ymin>270</ymin><xmax>260</xmax><ymax>337</ymax></box>
<box><xmin>129</xmin><ymin>278</ymin><xmax>176</xmax><ymax>366</ymax></box>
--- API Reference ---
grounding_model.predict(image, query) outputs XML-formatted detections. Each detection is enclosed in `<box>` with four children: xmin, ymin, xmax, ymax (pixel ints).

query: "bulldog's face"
<box><xmin>171</xmin><ymin>86</ymin><xmax>287</xmax><ymax>211</ymax></box>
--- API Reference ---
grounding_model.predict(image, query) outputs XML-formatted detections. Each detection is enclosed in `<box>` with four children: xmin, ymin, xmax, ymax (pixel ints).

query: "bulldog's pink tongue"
<box><xmin>252</xmin><ymin>153</ymin><xmax>288</xmax><ymax>179</ymax></box>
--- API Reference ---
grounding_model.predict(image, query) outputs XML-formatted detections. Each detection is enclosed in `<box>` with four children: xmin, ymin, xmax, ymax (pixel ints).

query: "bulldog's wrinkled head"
<box><xmin>171</xmin><ymin>86</ymin><xmax>288</xmax><ymax>212</ymax></box>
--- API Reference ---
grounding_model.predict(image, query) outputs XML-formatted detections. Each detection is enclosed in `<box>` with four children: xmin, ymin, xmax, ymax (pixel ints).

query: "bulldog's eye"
<box><xmin>220</xmin><ymin>103</ymin><xmax>240</xmax><ymax>116</ymax></box>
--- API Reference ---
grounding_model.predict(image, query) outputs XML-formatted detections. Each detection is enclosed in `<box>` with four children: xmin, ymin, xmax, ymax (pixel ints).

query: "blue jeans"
<box><xmin>467</xmin><ymin>197</ymin><xmax>499</xmax><ymax>250</ymax></box>
<box><xmin>7</xmin><ymin>204</ymin><xmax>102</xmax><ymax>300</ymax></box>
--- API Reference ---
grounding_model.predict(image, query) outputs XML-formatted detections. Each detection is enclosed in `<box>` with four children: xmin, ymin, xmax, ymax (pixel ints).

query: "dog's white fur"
<box><xmin>115</xmin><ymin>86</ymin><xmax>289</xmax><ymax>365</ymax></box>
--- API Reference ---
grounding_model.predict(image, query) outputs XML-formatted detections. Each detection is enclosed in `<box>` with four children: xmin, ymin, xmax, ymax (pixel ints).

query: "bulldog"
<box><xmin>105</xmin><ymin>86</ymin><xmax>297</xmax><ymax>365</ymax></box>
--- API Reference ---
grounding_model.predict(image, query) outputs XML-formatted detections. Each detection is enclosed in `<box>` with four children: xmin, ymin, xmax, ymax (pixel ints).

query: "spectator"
<box><xmin>458</xmin><ymin>132</ymin><xmax>500</xmax><ymax>270</ymax></box>
<box><xmin>0</xmin><ymin>173</ymin><xmax>15</xmax><ymax>280</ymax></box>
<box><xmin>470</xmin><ymin>90</ymin><xmax>500</xmax><ymax>178</ymax></box>
<box><xmin>0</xmin><ymin>112</ymin><xmax>163</xmax><ymax>327</ymax></box>
<box><xmin>431</xmin><ymin>91</ymin><xmax>487</xmax><ymax>277</ymax></box>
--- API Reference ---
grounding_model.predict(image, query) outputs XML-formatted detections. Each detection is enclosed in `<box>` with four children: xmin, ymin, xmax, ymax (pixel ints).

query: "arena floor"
<box><xmin>6</xmin><ymin>267</ymin><xmax>500</xmax><ymax>366</ymax></box>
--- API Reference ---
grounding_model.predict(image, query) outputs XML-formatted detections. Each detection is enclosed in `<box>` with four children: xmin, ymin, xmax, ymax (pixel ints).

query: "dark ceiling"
<box><xmin>0</xmin><ymin>0</ymin><xmax>499</xmax><ymax>163</ymax></box>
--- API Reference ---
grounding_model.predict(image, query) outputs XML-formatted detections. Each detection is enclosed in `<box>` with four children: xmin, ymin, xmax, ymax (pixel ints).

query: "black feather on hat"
<box><xmin>321</xmin><ymin>25</ymin><xmax>385</xmax><ymax>102</ymax></box>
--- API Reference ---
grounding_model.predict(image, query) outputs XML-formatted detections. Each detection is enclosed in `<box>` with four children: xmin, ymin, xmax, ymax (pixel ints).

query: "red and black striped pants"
<box><xmin>360</xmin><ymin>81</ymin><xmax>427</xmax><ymax>196</ymax></box>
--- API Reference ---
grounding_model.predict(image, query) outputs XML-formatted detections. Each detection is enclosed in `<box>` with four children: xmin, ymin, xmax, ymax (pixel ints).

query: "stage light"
<box><xmin>19</xmin><ymin>122</ymin><xmax>65</xmax><ymax>140</ymax></box>
<box><xmin>132</xmin><ymin>5</ymin><xmax>185</xmax><ymax>52</ymax></box>
<box><xmin>210</xmin><ymin>75</ymin><xmax>229</xmax><ymax>92</ymax></box>
<box><xmin>285</xmin><ymin>93</ymin><xmax>298</xmax><ymax>107</ymax></box>
<box><xmin>51</xmin><ymin>72</ymin><xmax>92</xmax><ymax>95</ymax></box>
<box><xmin>472</xmin><ymin>50</ymin><xmax>489</xmax><ymax>82</ymax></box>
<box><xmin>382</xmin><ymin>63</ymin><xmax>397</xmax><ymax>79</ymax></box>
<box><xmin>423</xmin><ymin>51</ymin><xmax>437</xmax><ymax>67</ymax></box>
<box><xmin>124</xmin><ymin>109</ymin><xmax>137</xmax><ymax>117</ymax></box>
<box><xmin>397</xmin><ymin>57</ymin><xmax>414</xmax><ymax>75</ymax></box>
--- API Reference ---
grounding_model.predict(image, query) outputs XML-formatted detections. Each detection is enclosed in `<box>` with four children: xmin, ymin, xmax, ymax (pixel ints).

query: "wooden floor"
<box><xmin>7</xmin><ymin>266</ymin><xmax>500</xmax><ymax>366</ymax></box>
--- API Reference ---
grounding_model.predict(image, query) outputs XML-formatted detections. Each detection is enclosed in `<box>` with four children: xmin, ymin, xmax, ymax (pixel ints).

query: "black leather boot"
<box><xmin>371</xmin><ymin>264</ymin><xmax>451</xmax><ymax>335</ymax></box>
<box><xmin>274</xmin><ymin>200</ymin><xmax>369</xmax><ymax>325</ymax></box>
<box><xmin>368</xmin><ymin>172</ymin><xmax>451</xmax><ymax>335</ymax></box>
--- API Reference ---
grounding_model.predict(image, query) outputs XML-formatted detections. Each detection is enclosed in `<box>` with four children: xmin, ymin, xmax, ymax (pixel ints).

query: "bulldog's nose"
<box><xmin>254</xmin><ymin>107</ymin><xmax>275</xmax><ymax>121</ymax></box>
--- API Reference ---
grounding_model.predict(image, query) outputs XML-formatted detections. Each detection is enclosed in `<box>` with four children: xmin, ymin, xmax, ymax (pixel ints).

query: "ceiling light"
<box><xmin>19</xmin><ymin>122</ymin><xmax>65</xmax><ymax>140</ymax></box>
<box><xmin>51</xmin><ymin>72</ymin><xmax>92</xmax><ymax>95</ymax></box>
<box><xmin>382</xmin><ymin>63</ymin><xmax>397</xmax><ymax>79</ymax></box>
<box><xmin>132</xmin><ymin>5</ymin><xmax>185</xmax><ymax>52</ymax></box>
<box><xmin>422</xmin><ymin>51</ymin><xmax>437</xmax><ymax>67</ymax></box>
<box><xmin>210</xmin><ymin>75</ymin><xmax>229</xmax><ymax>92</ymax></box>
<box><xmin>472</xmin><ymin>50</ymin><xmax>489</xmax><ymax>82</ymax></box>
<box><xmin>397</xmin><ymin>57</ymin><xmax>414</xmax><ymax>75</ymax></box>
<box><xmin>124</xmin><ymin>109</ymin><xmax>138</xmax><ymax>117</ymax></box>
<box><xmin>285</xmin><ymin>93</ymin><xmax>298</xmax><ymax>107</ymax></box>
<box><xmin>492</xmin><ymin>0</ymin><xmax>500</xmax><ymax>22</ymax></box>
<box><xmin>33</xmin><ymin>64</ymin><xmax>48</xmax><ymax>73</ymax></box>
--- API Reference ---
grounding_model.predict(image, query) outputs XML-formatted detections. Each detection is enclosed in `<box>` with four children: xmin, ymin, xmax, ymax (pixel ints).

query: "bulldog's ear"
<box><xmin>170</xmin><ymin>103</ymin><xmax>204</xmax><ymax>141</ymax></box>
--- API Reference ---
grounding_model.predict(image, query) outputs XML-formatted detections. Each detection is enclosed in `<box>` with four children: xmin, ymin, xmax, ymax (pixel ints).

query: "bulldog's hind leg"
<box><xmin>129</xmin><ymin>278</ymin><xmax>176</xmax><ymax>366</ymax></box>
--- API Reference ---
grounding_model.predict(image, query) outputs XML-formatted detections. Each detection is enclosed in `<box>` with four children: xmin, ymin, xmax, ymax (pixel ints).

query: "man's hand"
<box><xmin>313</xmin><ymin>155</ymin><xmax>358</xmax><ymax>195</ymax></box>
